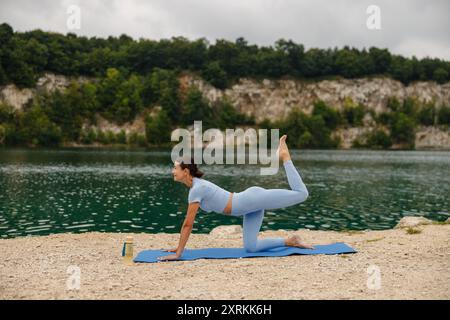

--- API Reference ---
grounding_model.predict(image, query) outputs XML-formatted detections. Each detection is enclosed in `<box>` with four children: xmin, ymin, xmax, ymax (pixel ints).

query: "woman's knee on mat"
<box><xmin>243</xmin><ymin>241</ymin><xmax>259</xmax><ymax>253</ymax></box>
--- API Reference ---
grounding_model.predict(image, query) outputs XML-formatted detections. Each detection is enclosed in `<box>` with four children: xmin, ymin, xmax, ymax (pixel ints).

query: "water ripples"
<box><xmin>0</xmin><ymin>148</ymin><xmax>449</xmax><ymax>238</ymax></box>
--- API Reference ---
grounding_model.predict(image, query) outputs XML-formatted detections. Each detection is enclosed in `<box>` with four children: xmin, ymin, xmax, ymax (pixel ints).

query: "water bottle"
<box><xmin>122</xmin><ymin>236</ymin><xmax>134</xmax><ymax>265</ymax></box>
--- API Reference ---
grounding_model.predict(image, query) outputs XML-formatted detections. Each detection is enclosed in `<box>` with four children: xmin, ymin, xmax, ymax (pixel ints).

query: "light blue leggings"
<box><xmin>230</xmin><ymin>160</ymin><xmax>309</xmax><ymax>252</ymax></box>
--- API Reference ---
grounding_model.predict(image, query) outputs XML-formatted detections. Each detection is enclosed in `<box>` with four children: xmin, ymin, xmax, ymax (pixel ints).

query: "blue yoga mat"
<box><xmin>133</xmin><ymin>242</ymin><xmax>357</xmax><ymax>263</ymax></box>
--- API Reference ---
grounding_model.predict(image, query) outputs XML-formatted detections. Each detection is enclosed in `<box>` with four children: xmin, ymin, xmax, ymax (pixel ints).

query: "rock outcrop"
<box><xmin>181</xmin><ymin>74</ymin><xmax>450</xmax><ymax>123</ymax></box>
<box><xmin>209</xmin><ymin>225</ymin><xmax>243</xmax><ymax>239</ymax></box>
<box><xmin>394</xmin><ymin>216</ymin><xmax>433</xmax><ymax>229</ymax></box>
<box><xmin>0</xmin><ymin>73</ymin><xmax>91</xmax><ymax>111</ymax></box>
<box><xmin>2</xmin><ymin>73</ymin><xmax>450</xmax><ymax>149</ymax></box>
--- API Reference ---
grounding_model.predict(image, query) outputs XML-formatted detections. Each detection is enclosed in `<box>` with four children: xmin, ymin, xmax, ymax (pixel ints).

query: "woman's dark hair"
<box><xmin>176</xmin><ymin>156</ymin><xmax>204</xmax><ymax>178</ymax></box>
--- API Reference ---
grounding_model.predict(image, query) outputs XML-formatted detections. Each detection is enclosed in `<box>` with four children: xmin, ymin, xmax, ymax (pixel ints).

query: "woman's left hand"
<box><xmin>157</xmin><ymin>253</ymin><xmax>181</xmax><ymax>261</ymax></box>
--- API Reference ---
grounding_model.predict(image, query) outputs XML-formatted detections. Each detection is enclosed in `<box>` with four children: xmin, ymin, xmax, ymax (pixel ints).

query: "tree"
<box><xmin>390</xmin><ymin>113</ymin><xmax>416</xmax><ymax>146</ymax></box>
<box><xmin>112</xmin><ymin>74</ymin><xmax>144</xmax><ymax>123</ymax></box>
<box><xmin>142</xmin><ymin>68</ymin><xmax>181</xmax><ymax>122</ymax></box>
<box><xmin>389</xmin><ymin>55</ymin><xmax>414</xmax><ymax>84</ymax></box>
<box><xmin>182</xmin><ymin>86</ymin><xmax>213</xmax><ymax>126</ymax></box>
<box><xmin>275</xmin><ymin>39</ymin><xmax>305</xmax><ymax>77</ymax></box>
<box><xmin>438</xmin><ymin>105</ymin><xmax>450</xmax><ymax>125</ymax></box>
<box><xmin>145</xmin><ymin>109</ymin><xmax>171</xmax><ymax>145</ymax></box>
<box><xmin>18</xmin><ymin>104</ymin><xmax>62</xmax><ymax>146</ymax></box>
<box><xmin>201</xmin><ymin>61</ymin><xmax>228</xmax><ymax>89</ymax></box>
<box><xmin>417</xmin><ymin>102</ymin><xmax>437</xmax><ymax>126</ymax></box>
<box><xmin>341</xmin><ymin>98</ymin><xmax>366</xmax><ymax>127</ymax></box>
<box><xmin>369</xmin><ymin>47</ymin><xmax>391</xmax><ymax>74</ymax></box>
<box><xmin>335</xmin><ymin>48</ymin><xmax>362</xmax><ymax>78</ymax></box>
<box><xmin>255</xmin><ymin>47</ymin><xmax>290</xmax><ymax>78</ymax></box>
<box><xmin>212</xmin><ymin>97</ymin><xmax>254</xmax><ymax>129</ymax></box>
<box><xmin>433</xmin><ymin>68</ymin><xmax>448</xmax><ymax>84</ymax></box>
<box><xmin>0</xmin><ymin>124</ymin><xmax>5</xmax><ymax>145</ymax></box>
<box><xmin>312</xmin><ymin>100</ymin><xmax>341</xmax><ymax>130</ymax></box>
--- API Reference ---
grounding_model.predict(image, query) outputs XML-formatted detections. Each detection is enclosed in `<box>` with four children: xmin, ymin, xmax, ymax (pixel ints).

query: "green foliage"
<box><xmin>0</xmin><ymin>103</ymin><xmax>16</xmax><ymax>123</ymax></box>
<box><xmin>145</xmin><ymin>109</ymin><xmax>172</xmax><ymax>145</ymax></box>
<box><xmin>0</xmin><ymin>124</ymin><xmax>5</xmax><ymax>145</ymax></box>
<box><xmin>390</xmin><ymin>113</ymin><xmax>416</xmax><ymax>147</ymax></box>
<box><xmin>312</xmin><ymin>100</ymin><xmax>342</xmax><ymax>130</ymax></box>
<box><xmin>117</xmin><ymin>129</ymin><xmax>127</xmax><ymax>144</ymax></box>
<box><xmin>105</xmin><ymin>130</ymin><xmax>117</xmax><ymax>144</ymax></box>
<box><xmin>201</xmin><ymin>61</ymin><xmax>228</xmax><ymax>89</ymax></box>
<box><xmin>272</xmin><ymin>105</ymin><xmax>340</xmax><ymax>149</ymax></box>
<box><xmin>80</xmin><ymin>128</ymin><xmax>97</xmax><ymax>144</ymax></box>
<box><xmin>433</xmin><ymin>68</ymin><xmax>448</xmax><ymax>84</ymax></box>
<box><xmin>142</xmin><ymin>68</ymin><xmax>181</xmax><ymax>123</ymax></box>
<box><xmin>355</xmin><ymin>129</ymin><xmax>392</xmax><ymax>149</ymax></box>
<box><xmin>438</xmin><ymin>105</ymin><xmax>450</xmax><ymax>125</ymax></box>
<box><xmin>1</xmin><ymin>23</ymin><xmax>449</xmax><ymax>89</ymax></box>
<box><xmin>211</xmin><ymin>97</ymin><xmax>255</xmax><ymax>130</ymax></box>
<box><xmin>380</xmin><ymin>97</ymin><xmax>417</xmax><ymax>147</ymax></box>
<box><xmin>128</xmin><ymin>131</ymin><xmax>147</xmax><ymax>147</ymax></box>
<box><xmin>96</xmin><ymin>130</ymin><xmax>107</xmax><ymax>144</ymax></box>
<box><xmin>98</xmin><ymin>68</ymin><xmax>144</xmax><ymax>124</ymax></box>
<box><xmin>181</xmin><ymin>86</ymin><xmax>213</xmax><ymax>127</ymax></box>
<box><xmin>2</xmin><ymin>22</ymin><xmax>450</xmax><ymax>149</ymax></box>
<box><xmin>417</xmin><ymin>102</ymin><xmax>437</xmax><ymax>126</ymax></box>
<box><xmin>17</xmin><ymin>104</ymin><xmax>62</xmax><ymax>146</ymax></box>
<box><xmin>341</xmin><ymin>98</ymin><xmax>366</xmax><ymax>127</ymax></box>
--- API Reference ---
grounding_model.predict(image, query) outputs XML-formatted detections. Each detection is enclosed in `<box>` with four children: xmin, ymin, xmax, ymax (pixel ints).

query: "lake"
<box><xmin>0</xmin><ymin>148</ymin><xmax>449</xmax><ymax>239</ymax></box>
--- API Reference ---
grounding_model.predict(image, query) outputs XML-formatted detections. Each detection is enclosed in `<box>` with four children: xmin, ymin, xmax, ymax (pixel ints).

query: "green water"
<box><xmin>0</xmin><ymin>148</ymin><xmax>449</xmax><ymax>239</ymax></box>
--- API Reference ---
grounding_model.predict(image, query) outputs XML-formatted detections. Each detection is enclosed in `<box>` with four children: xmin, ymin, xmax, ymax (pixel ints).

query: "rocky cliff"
<box><xmin>181</xmin><ymin>74</ymin><xmax>450</xmax><ymax>122</ymax></box>
<box><xmin>1</xmin><ymin>73</ymin><xmax>450</xmax><ymax>149</ymax></box>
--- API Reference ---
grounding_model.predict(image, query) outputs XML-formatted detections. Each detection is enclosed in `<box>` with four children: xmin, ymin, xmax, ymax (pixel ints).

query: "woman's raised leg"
<box><xmin>231</xmin><ymin>159</ymin><xmax>309</xmax><ymax>215</ymax></box>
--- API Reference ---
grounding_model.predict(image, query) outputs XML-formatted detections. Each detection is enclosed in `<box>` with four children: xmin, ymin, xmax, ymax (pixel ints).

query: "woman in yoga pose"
<box><xmin>158</xmin><ymin>135</ymin><xmax>314</xmax><ymax>261</ymax></box>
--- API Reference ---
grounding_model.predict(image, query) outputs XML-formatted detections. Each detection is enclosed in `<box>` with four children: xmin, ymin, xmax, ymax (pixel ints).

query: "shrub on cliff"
<box><xmin>437</xmin><ymin>104</ymin><xmax>450</xmax><ymax>125</ymax></box>
<box><xmin>375</xmin><ymin>97</ymin><xmax>417</xmax><ymax>148</ymax></box>
<box><xmin>145</xmin><ymin>109</ymin><xmax>172</xmax><ymax>146</ymax></box>
<box><xmin>354</xmin><ymin>129</ymin><xmax>392</xmax><ymax>149</ymax></box>
<box><xmin>341</xmin><ymin>98</ymin><xmax>366</xmax><ymax>127</ymax></box>
<box><xmin>312</xmin><ymin>100</ymin><xmax>342</xmax><ymax>130</ymax></box>
<box><xmin>201</xmin><ymin>61</ymin><xmax>228</xmax><ymax>89</ymax></box>
<box><xmin>211</xmin><ymin>97</ymin><xmax>255</xmax><ymax>130</ymax></box>
<box><xmin>270</xmin><ymin>106</ymin><xmax>340</xmax><ymax>149</ymax></box>
<box><xmin>17</xmin><ymin>104</ymin><xmax>62</xmax><ymax>146</ymax></box>
<box><xmin>0</xmin><ymin>124</ymin><xmax>5</xmax><ymax>145</ymax></box>
<box><xmin>417</xmin><ymin>102</ymin><xmax>437</xmax><ymax>126</ymax></box>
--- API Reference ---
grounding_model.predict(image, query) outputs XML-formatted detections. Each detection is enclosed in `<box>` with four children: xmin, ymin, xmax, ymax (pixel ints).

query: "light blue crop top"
<box><xmin>188</xmin><ymin>177</ymin><xmax>231</xmax><ymax>213</ymax></box>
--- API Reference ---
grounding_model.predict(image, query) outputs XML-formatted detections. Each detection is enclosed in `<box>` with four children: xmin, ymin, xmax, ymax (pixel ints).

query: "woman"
<box><xmin>158</xmin><ymin>135</ymin><xmax>314</xmax><ymax>261</ymax></box>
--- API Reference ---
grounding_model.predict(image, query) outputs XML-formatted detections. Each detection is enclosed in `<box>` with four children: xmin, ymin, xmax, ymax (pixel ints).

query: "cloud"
<box><xmin>0</xmin><ymin>0</ymin><xmax>448</xmax><ymax>60</ymax></box>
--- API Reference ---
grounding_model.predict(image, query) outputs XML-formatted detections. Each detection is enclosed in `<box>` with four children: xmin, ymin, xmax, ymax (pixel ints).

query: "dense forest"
<box><xmin>0</xmin><ymin>22</ymin><xmax>449</xmax><ymax>149</ymax></box>
<box><xmin>1</xmin><ymin>23</ymin><xmax>450</xmax><ymax>88</ymax></box>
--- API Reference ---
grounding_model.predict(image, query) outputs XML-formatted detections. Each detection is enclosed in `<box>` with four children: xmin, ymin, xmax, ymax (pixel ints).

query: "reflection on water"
<box><xmin>0</xmin><ymin>148</ymin><xmax>449</xmax><ymax>239</ymax></box>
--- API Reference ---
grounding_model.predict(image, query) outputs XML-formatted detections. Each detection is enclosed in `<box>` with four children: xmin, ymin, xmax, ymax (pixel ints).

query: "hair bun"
<box><xmin>176</xmin><ymin>156</ymin><xmax>205</xmax><ymax>178</ymax></box>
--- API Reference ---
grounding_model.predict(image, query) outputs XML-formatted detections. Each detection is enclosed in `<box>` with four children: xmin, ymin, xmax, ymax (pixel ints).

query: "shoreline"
<box><xmin>2</xmin><ymin>144</ymin><xmax>450</xmax><ymax>152</ymax></box>
<box><xmin>0</xmin><ymin>219</ymin><xmax>449</xmax><ymax>300</ymax></box>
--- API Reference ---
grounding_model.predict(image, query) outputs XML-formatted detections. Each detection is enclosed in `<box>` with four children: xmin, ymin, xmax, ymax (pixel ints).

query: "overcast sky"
<box><xmin>1</xmin><ymin>0</ymin><xmax>449</xmax><ymax>60</ymax></box>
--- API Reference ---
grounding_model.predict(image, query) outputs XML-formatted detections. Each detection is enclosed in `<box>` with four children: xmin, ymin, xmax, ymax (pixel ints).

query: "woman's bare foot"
<box><xmin>285</xmin><ymin>234</ymin><xmax>314</xmax><ymax>249</ymax></box>
<box><xmin>276</xmin><ymin>135</ymin><xmax>291</xmax><ymax>163</ymax></box>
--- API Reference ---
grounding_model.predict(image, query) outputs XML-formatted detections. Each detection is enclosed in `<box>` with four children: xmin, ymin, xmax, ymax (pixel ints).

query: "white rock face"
<box><xmin>181</xmin><ymin>74</ymin><xmax>450</xmax><ymax>124</ymax></box>
<box><xmin>0</xmin><ymin>73</ymin><xmax>92</xmax><ymax>111</ymax></box>
<box><xmin>209</xmin><ymin>225</ymin><xmax>242</xmax><ymax>238</ymax></box>
<box><xmin>0</xmin><ymin>85</ymin><xmax>34</xmax><ymax>111</ymax></box>
<box><xmin>394</xmin><ymin>216</ymin><xmax>433</xmax><ymax>229</ymax></box>
<box><xmin>82</xmin><ymin>113</ymin><xmax>147</xmax><ymax>135</ymax></box>
<box><xmin>415</xmin><ymin>126</ymin><xmax>450</xmax><ymax>149</ymax></box>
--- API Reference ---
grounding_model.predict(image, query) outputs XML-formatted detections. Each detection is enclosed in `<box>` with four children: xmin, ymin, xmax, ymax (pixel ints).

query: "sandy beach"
<box><xmin>0</xmin><ymin>220</ymin><xmax>449</xmax><ymax>300</ymax></box>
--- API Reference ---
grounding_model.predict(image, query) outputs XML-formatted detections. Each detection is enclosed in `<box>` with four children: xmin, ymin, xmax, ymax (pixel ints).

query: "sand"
<box><xmin>0</xmin><ymin>224</ymin><xmax>449</xmax><ymax>300</ymax></box>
